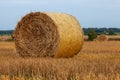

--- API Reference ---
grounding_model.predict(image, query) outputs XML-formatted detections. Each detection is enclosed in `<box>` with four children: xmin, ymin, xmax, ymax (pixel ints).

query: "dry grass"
<box><xmin>0</xmin><ymin>41</ymin><xmax>120</xmax><ymax>80</ymax></box>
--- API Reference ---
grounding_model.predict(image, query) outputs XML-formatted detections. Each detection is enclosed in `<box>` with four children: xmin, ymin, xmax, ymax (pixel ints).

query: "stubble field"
<box><xmin>0</xmin><ymin>40</ymin><xmax>120</xmax><ymax>80</ymax></box>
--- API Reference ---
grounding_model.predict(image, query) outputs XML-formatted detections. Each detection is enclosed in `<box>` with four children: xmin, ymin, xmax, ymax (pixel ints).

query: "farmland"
<box><xmin>0</xmin><ymin>39</ymin><xmax>120</xmax><ymax>80</ymax></box>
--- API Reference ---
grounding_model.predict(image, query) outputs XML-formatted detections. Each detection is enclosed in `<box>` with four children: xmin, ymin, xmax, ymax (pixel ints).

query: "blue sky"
<box><xmin>0</xmin><ymin>0</ymin><xmax>120</xmax><ymax>30</ymax></box>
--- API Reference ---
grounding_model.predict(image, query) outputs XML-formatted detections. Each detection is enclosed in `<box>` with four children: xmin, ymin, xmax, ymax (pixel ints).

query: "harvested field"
<box><xmin>0</xmin><ymin>41</ymin><xmax>120</xmax><ymax>80</ymax></box>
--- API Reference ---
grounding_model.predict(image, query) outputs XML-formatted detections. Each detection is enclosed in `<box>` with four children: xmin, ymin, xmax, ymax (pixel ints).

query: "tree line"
<box><xmin>0</xmin><ymin>30</ymin><xmax>13</xmax><ymax>36</ymax></box>
<box><xmin>83</xmin><ymin>28</ymin><xmax>120</xmax><ymax>35</ymax></box>
<box><xmin>0</xmin><ymin>28</ymin><xmax>120</xmax><ymax>36</ymax></box>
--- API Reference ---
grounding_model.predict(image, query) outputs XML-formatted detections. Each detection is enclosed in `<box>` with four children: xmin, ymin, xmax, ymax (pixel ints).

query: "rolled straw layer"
<box><xmin>14</xmin><ymin>12</ymin><xmax>84</xmax><ymax>58</ymax></box>
<box><xmin>97</xmin><ymin>34</ymin><xmax>108</xmax><ymax>41</ymax></box>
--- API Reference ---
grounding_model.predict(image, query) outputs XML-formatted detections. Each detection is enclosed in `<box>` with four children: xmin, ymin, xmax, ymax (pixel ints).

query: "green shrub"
<box><xmin>88</xmin><ymin>29</ymin><xmax>97</xmax><ymax>41</ymax></box>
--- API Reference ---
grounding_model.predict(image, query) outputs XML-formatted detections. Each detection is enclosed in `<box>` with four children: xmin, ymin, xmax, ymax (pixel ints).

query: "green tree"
<box><xmin>88</xmin><ymin>29</ymin><xmax>97</xmax><ymax>41</ymax></box>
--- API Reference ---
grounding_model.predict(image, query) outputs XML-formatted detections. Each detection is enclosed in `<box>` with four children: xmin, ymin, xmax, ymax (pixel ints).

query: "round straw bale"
<box><xmin>97</xmin><ymin>34</ymin><xmax>108</xmax><ymax>41</ymax></box>
<box><xmin>14</xmin><ymin>12</ymin><xmax>84</xmax><ymax>58</ymax></box>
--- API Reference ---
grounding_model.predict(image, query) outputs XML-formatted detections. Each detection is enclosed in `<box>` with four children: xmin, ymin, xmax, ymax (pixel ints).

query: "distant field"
<box><xmin>0</xmin><ymin>41</ymin><xmax>120</xmax><ymax>80</ymax></box>
<box><xmin>84</xmin><ymin>35</ymin><xmax>120</xmax><ymax>41</ymax></box>
<box><xmin>0</xmin><ymin>35</ymin><xmax>13</xmax><ymax>41</ymax></box>
<box><xmin>115</xmin><ymin>32</ymin><xmax>120</xmax><ymax>35</ymax></box>
<box><xmin>108</xmin><ymin>35</ymin><xmax>120</xmax><ymax>41</ymax></box>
